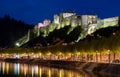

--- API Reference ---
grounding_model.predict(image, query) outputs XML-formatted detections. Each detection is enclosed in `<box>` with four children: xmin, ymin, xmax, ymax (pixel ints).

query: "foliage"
<box><xmin>0</xmin><ymin>15</ymin><xmax>33</xmax><ymax>47</ymax></box>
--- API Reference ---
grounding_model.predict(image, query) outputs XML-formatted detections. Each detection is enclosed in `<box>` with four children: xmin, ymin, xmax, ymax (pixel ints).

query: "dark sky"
<box><xmin>0</xmin><ymin>0</ymin><xmax>120</xmax><ymax>25</ymax></box>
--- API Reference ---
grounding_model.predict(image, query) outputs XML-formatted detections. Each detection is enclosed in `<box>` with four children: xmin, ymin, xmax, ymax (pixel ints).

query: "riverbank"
<box><xmin>2</xmin><ymin>58</ymin><xmax>120</xmax><ymax>76</ymax></box>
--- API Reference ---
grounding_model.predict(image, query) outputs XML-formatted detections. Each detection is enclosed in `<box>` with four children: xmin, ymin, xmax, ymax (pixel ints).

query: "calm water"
<box><xmin>0</xmin><ymin>62</ymin><xmax>115</xmax><ymax>77</ymax></box>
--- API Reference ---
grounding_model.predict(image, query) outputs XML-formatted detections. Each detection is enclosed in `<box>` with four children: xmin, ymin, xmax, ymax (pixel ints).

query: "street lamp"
<box><xmin>96</xmin><ymin>51</ymin><xmax>98</xmax><ymax>62</ymax></box>
<box><xmin>108</xmin><ymin>49</ymin><xmax>110</xmax><ymax>63</ymax></box>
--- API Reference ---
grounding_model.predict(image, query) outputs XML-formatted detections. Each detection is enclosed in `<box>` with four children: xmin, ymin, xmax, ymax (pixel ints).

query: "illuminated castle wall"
<box><xmin>15</xmin><ymin>11</ymin><xmax>119</xmax><ymax>47</ymax></box>
<box><xmin>34</xmin><ymin>12</ymin><xmax>119</xmax><ymax>40</ymax></box>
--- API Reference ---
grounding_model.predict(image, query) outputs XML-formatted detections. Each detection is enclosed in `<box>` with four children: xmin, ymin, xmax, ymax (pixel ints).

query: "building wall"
<box><xmin>54</xmin><ymin>15</ymin><xmax>60</xmax><ymax>24</ymax></box>
<box><xmin>103</xmin><ymin>17</ymin><xmax>119</xmax><ymax>27</ymax></box>
<box><xmin>81</xmin><ymin>15</ymin><xmax>97</xmax><ymax>28</ymax></box>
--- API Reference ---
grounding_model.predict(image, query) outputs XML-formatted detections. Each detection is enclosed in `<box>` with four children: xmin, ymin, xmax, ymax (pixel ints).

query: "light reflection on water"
<box><xmin>0</xmin><ymin>62</ymin><xmax>113</xmax><ymax>77</ymax></box>
<box><xmin>14</xmin><ymin>63</ymin><xmax>20</xmax><ymax>75</ymax></box>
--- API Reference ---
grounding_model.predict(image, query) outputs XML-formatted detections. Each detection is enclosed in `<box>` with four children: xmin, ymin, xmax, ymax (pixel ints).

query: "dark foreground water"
<box><xmin>0</xmin><ymin>62</ymin><xmax>116</xmax><ymax>77</ymax></box>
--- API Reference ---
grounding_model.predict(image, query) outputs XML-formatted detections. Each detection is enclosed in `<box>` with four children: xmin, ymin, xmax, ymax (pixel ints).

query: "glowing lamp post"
<box><xmin>96</xmin><ymin>51</ymin><xmax>98</xmax><ymax>62</ymax></box>
<box><xmin>108</xmin><ymin>50</ymin><xmax>110</xmax><ymax>63</ymax></box>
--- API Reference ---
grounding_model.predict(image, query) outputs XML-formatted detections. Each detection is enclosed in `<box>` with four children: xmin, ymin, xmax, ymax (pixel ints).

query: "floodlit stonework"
<box><xmin>15</xmin><ymin>11</ymin><xmax>119</xmax><ymax>47</ymax></box>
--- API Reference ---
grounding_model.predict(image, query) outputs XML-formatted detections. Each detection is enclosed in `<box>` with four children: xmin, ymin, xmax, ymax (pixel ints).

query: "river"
<box><xmin>0</xmin><ymin>62</ymin><xmax>114</xmax><ymax>77</ymax></box>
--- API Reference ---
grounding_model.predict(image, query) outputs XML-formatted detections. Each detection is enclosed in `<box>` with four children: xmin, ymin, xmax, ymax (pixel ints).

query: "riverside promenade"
<box><xmin>0</xmin><ymin>50</ymin><xmax>120</xmax><ymax>76</ymax></box>
<box><xmin>0</xmin><ymin>57</ymin><xmax>120</xmax><ymax>77</ymax></box>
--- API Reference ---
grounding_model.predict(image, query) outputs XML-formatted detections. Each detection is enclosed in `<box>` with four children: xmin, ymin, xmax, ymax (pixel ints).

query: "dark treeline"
<box><xmin>0</xmin><ymin>15</ymin><xmax>33</xmax><ymax>48</ymax></box>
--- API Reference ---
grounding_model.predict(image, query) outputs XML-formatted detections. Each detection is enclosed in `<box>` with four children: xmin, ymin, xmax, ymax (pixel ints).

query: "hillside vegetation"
<box><xmin>0</xmin><ymin>15</ymin><xmax>33</xmax><ymax>47</ymax></box>
<box><xmin>2</xmin><ymin>26</ymin><xmax>120</xmax><ymax>54</ymax></box>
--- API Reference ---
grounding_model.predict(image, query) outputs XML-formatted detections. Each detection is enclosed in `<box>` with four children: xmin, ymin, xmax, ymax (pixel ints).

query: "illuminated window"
<box><xmin>88</xmin><ymin>20</ymin><xmax>92</xmax><ymax>24</ymax></box>
<box><xmin>88</xmin><ymin>16</ymin><xmax>92</xmax><ymax>19</ymax></box>
<box><xmin>92</xmin><ymin>16</ymin><xmax>96</xmax><ymax>18</ymax></box>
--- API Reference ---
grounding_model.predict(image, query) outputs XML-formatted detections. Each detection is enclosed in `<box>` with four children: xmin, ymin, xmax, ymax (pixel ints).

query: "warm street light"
<box><xmin>96</xmin><ymin>51</ymin><xmax>98</xmax><ymax>62</ymax></box>
<box><xmin>108</xmin><ymin>49</ymin><xmax>110</xmax><ymax>63</ymax></box>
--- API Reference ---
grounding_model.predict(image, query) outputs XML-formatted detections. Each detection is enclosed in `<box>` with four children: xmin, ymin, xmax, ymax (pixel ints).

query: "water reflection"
<box><xmin>0</xmin><ymin>62</ymin><xmax>116</xmax><ymax>77</ymax></box>
<box><xmin>14</xmin><ymin>63</ymin><xmax>20</xmax><ymax>75</ymax></box>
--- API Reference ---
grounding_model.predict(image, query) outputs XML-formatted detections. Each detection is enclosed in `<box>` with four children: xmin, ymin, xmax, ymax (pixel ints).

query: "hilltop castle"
<box><xmin>15</xmin><ymin>11</ymin><xmax>119</xmax><ymax>47</ymax></box>
<box><xmin>35</xmin><ymin>11</ymin><xmax>119</xmax><ymax>39</ymax></box>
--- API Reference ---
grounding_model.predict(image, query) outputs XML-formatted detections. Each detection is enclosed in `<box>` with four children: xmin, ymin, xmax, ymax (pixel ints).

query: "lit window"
<box><xmin>88</xmin><ymin>16</ymin><xmax>92</xmax><ymax>19</ymax></box>
<box><xmin>88</xmin><ymin>21</ymin><xmax>92</xmax><ymax>24</ymax></box>
<box><xmin>92</xmin><ymin>16</ymin><xmax>96</xmax><ymax>18</ymax></box>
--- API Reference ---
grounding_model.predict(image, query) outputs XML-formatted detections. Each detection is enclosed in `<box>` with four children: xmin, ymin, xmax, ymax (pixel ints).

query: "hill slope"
<box><xmin>0</xmin><ymin>15</ymin><xmax>33</xmax><ymax>47</ymax></box>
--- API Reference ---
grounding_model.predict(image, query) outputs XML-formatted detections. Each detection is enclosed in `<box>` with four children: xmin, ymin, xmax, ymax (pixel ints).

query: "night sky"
<box><xmin>0</xmin><ymin>0</ymin><xmax>120</xmax><ymax>25</ymax></box>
